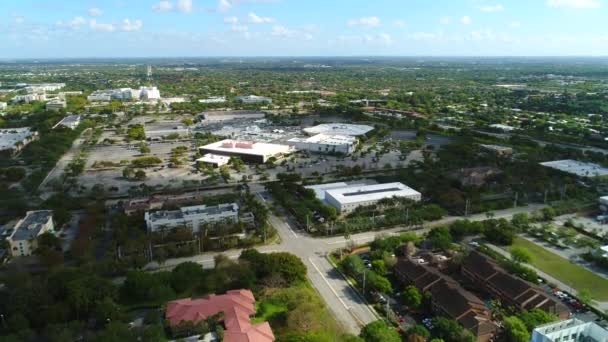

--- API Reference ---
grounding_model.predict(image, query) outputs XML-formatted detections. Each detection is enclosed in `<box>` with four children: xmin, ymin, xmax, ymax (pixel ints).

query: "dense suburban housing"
<box><xmin>8</xmin><ymin>210</ymin><xmax>54</xmax><ymax>257</ymax></box>
<box><xmin>306</xmin><ymin>181</ymin><xmax>421</xmax><ymax>214</ymax></box>
<box><xmin>395</xmin><ymin>258</ymin><xmax>497</xmax><ymax>342</ymax></box>
<box><xmin>462</xmin><ymin>251</ymin><xmax>569</xmax><ymax>319</ymax></box>
<box><xmin>145</xmin><ymin>203</ymin><xmax>241</xmax><ymax>233</ymax></box>
<box><xmin>166</xmin><ymin>289</ymin><xmax>275</xmax><ymax>342</ymax></box>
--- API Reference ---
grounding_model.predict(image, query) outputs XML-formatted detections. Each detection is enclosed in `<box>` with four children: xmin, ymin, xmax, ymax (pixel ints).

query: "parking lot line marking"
<box><xmin>308</xmin><ymin>257</ymin><xmax>350</xmax><ymax>310</ymax></box>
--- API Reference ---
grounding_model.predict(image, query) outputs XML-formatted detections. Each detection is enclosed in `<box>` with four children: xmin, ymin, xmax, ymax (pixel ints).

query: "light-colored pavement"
<box><xmin>142</xmin><ymin>192</ymin><xmax>546</xmax><ymax>334</ymax></box>
<box><xmin>38</xmin><ymin>128</ymin><xmax>92</xmax><ymax>195</ymax></box>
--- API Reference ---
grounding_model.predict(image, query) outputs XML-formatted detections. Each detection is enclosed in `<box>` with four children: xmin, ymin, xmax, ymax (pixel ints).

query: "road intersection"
<box><xmin>144</xmin><ymin>193</ymin><xmax>546</xmax><ymax>334</ymax></box>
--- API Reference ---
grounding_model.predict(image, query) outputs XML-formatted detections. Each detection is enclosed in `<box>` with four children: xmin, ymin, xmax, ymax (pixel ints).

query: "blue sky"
<box><xmin>1</xmin><ymin>0</ymin><xmax>608</xmax><ymax>58</ymax></box>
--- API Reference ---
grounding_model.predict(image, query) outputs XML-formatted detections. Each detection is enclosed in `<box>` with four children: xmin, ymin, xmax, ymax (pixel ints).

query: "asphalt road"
<box><xmin>143</xmin><ymin>194</ymin><xmax>546</xmax><ymax>335</ymax></box>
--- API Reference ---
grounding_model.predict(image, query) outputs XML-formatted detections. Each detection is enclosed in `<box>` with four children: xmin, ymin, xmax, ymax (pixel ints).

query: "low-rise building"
<box><xmin>540</xmin><ymin>159</ymin><xmax>608</xmax><ymax>178</ymax></box>
<box><xmin>145</xmin><ymin>203</ymin><xmax>240</xmax><ymax>233</ymax></box>
<box><xmin>200</xmin><ymin>139</ymin><xmax>291</xmax><ymax>164</ymax></box>
<box><xmin>395</xmin><ymin>258</ymin><xmax>497</xmax><ymax>342</ymax></box>
<box><xmin>46</xmin><ymin>98</ymin><xmax>67</xmax><ymax>111</ymax></box>
<box><xmin>197</xmin><ymin>154</ymin><xmax>231</xmax><ymax>168</ymax></box>
<box><xmin>479</xmin><ymin>144</ymin><xmax>514</xmax><ymax>156</ymax></box>
<box><xmin>53</xmin><ymin>115</ymin><xmax>81</xmax><ymax>129</ymax></box>
<box><xmin>8</xmin><ymin>210</ymin><xmax>54</xmax><ymax>257</ymax></box>
<box><xmin>489</xmin><ymin>123</ymin><xmax>517</xmax><ymax>132</ymax></box>
<box><xmin>462</xmin><ymin>251</ymin><xmax>569</xmax><ymax>319</ymax></box>
<box><xmin>166</xmin><ymin>289</ymin><xmax>275</xmax><ymax>342</ymax></box>
<box><xmin>199</xmin><ymin>96</ymin><xmax>227</xmax><ymax>104</ymax></box>
<box><xmin>306</xmin><ymin>182</ymin><xmax>421</xmax><ymax>214</ymax></box>
<box><xmin>236</xmin><ymin>95</ymin><xmax>272</xmax><ymax>104</ymax></box>
<box><xmin>23</xmin><ymin>83</ymin><xmax>65</xmax><ymax>93</ymax></box>
<box><xmin>303</xmin><ymin>123</ymin><xmax>374</xmax><ymax>137</ymax></box>
<box><xmin>0</xmin><ymin>102</ymin><xmax>7</xmax><ymax>110</ymax></box>
<box><xmin>531</xmin><ymin>318</ymin><xmax>608</xmax><ymax>342</ymax></box>
<box><xmin>288</xmin><ymin>134</ymin><xmax>357</xmax><ymax>155</ymax></box>
<box><xmin>87</xmin><ymin>86</ymin><xmax>161</xmax><ymax>102</ymax></box>
<box><xmin>0</xmin><ymin>127</ymin><xmax>39</xmax><ymax>156</ymax></box>
<box><xmin>12</xmin><ymin>93</ymin><xmax>46</xmax><ymax>103</ymax></box>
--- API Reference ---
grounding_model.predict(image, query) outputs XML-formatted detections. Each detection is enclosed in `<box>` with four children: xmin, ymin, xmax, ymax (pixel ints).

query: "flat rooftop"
<box><xmin>200</xmin><ymin>139</ymin><xmax>291</xmax><ymax>157</ymax></box>
<box><xmin>147</xmin><ymin>203</ymin><xmax>238</xmax><ymax>223</ymax></box>
<box><xmin>325</xmin><ymin>182</ymin><xmax>421</xmax><ymax>204</ymax></box>
<box><xmin>289</xmin><ymin>134</ymin><xmax>357</xmax><ymax>146</ymax></box>
<box><xmin>12</xmin><ymin>210</ymin><xmax>53</xmax><ymax>241</ymax></box>
<box><xmin>0</xmin><ymin>127</ymin><xmax>36</xmax><ymax>151</ymax></box>
<box><xmin>540</xmin><ymin>159</ymin><xmax>608</xmax><ymax>178</ymax></box>
<box><xmin>53</xmin><ymin>115</ymin><xmax>81</xmax><ymax>128</ymax></box>
<box><xmin>303</xmin><ymin>123</ymin><xmax>374</xmax><ymax>137</ymax></box>
<box><xmin>197</xmin><ymin>154</ymin><xmax>230</xmax><ymax>164</ymax></box>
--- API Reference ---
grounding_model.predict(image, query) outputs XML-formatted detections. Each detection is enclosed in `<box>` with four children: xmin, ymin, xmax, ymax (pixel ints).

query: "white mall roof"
<box><xmin>325</xmin><ymin>182</ymin><xmax>421</xmax><ymax>204</ymax></box>
<box><xmin>303</xmin><ymin>123</ymin><xmax>374</xmax><ymax>136</ymax></box>
<box><xmin>289</xmin><ymin>134</ymin><xmax>357</xmax><ymax>146</ymax></box>
<box><xmin>540</xmin><ymin>159</ymin><xmax>608</xmax><ymax>178</ymax></box>
<box><xmin>200</xmin><ymin>139</ymin><xmax>291</xmax><ymax>158</ymax></box>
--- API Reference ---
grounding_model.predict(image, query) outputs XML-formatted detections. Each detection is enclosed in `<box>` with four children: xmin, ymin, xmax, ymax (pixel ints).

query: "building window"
<box><xmin>571</xmin><ymin>334</ymin><xmax>577</xmax><ymax>340</ymax></box>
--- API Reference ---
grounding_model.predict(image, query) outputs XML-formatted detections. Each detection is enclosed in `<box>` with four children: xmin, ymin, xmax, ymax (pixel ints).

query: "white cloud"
<box><xmin>460</xmin><ymin>16</ymin><xmax>472</xmax><ymax>25</ymax></box>
<box><xmin>224</xmin><ymin>16</ymin><xmax>238</xmax><ymax>24</ymax></box>
<box><xmin>348</xmin><ymin>16</ymin><xmax>381</xmax><ymax>28</ymax></box>
<box><xmin>88</xmin><ymin>8</ymin><xmax>103</xmax><ymax>17</ymax></box>
<box><xmin>546</xmin><ymin>0</ymin><xmax>600</xmax><ymax>8</ymax></box>
<box><xmin>393</xmin><ymin>20</ymin><xmax>406</xmax><ymax>28</ymax></box>
<box><xmin>57</xmin><ymin>16</ymin><xmax>87</xmax><ymax>29</ymax></box>
<box><xmin>439</xmin><ymin>16</ymin><xmax>451</xmax><ymax>25</ymax></box>
<box><xmin>271</xmin><ymin>25</ymin><xmax>294</xmax><ymax>37</ymax></box>
<box><xmin>89</xmin><ymin>19</ymin><xmax>116</xmax><ymax>32</ymax></box>
<box><xmin>231</xmin><ymin>24</ymin><xmax>248</xmax><ymax>32</ymax></box>
<box><xmin>14</xmin><ymin>16</ymin><xmax>25</xmax><ymax>24</ymax></box>
<box><xmin>479</xmin><ymin>4</ymin><xmax>504</xmax><ymax>12</ymax></box>
<box><xmin>218</xmin><ymin>0</ymin><xmax>233</xmax><ymax>12</ymax></box>
<box><xmin>121</xmin><ymin>19</ymin><xmax>143</xmax><ymax>32</ymax></box>
<box><xmin>510</xmin><ymin>21</ymin><xmax>521</xmax><ymax>28</ymax></box>
<box><xmin>248</xmin><ymin>12</ymin><xmax>274</xmax><ymax>24</ymax></box>
<box><xmin>153</xmin><ymin>0</ymin><xmax>173</xmax><ymax>12</ymax></box>
<box><xmin>177</xmin><ymin>0</ymin><xmax>193</xmax><ymax>13</ymax></box>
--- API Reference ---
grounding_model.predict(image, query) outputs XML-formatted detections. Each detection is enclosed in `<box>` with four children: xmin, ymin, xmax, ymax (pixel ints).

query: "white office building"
<box><xmin>288</xmin><ymin>134</ymin><xmax>357</xmax><ymax>155</ymax></box>
<box><xmin>197</xmin><ymin>154</ymin><xmax>231</xmax><ymax>168</ymax></box>
<box><xmin>0</xmin><ymin>102</ymin><xmax>7</xmax><ymax>110</ymax></box>
<box><xmin>236</xmin><ymin>95</ymin><xmax>272</xmax><ymax>104</ymax></box>
<box><xmin>303</xmin><ymin>123</ymin><xmax>374</xmax><ymax>137</ymax></box>
<box><xmin>306</xmin><ymin>182</ymin><xmax>422</xmax><ymax>214</ymax></box>
<box><xmin>8</xmin><ymin>210</ymin><xmax>54</xmax><ymax>257</ymax></box>
<box><xmin>140</xmin><ymin>86</ymin><xmax>161</xmax><ymax>100</ymax></box>
<box><xmin>23</xmin><ymin>83</ymin><xmax>65</xmax><ymax>93</ymax></box>
<box><xmin>46</xmin><ymin>99</ymin><xmax>67</xmax><ymax>111</ymax></box>
<box><xmin>200</xmin><ymin>139</ymin><xmax>292</xmax><ymax>164</ymax></box>
<box><xmin>531</xmin><ymin>318</ymin><xmax>608</xmax><ymax>342</ymax></box>
<box><xmin>53</xmin><ymin>115</ymin><xmax>81</xmax><ymax>129</ymax></box>
<box><xmin>12</xmin><ymin>93</ymin><xmax>47</xmax><ymax>103</ymax></box>
<box><xmin>145</xmin><ymin>203</ymin><xmax>240</xmax><ymax>233</ymax></box>
<box><xmin>199</xmin><ymin>96</ymin><xmax>227</xmax><ymax>104</ymax></box>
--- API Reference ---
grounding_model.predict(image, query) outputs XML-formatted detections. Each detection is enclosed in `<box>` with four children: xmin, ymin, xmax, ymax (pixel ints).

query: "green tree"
<box><xmin>518</xmin><ymin>309</ymin><xmax>557</xmax><ymax>331</ymax></box>
<box><xmin>510</xmin><ymin>246</ymin><xmax>533</xmax><ymax>264</ymax></box>
<box><xmin>427</xmin><ymin>226</ymin><xmax>453</xmax><ymax>250</ymax></box>
<box><xmin>402</xmin><ymin>285</ymin><xmax>422</xmax><ymax>309</ymax></box>
<box><xmin>122</xmin><ymin>168</ymin><xmax>134</xmax><ymax>179</ymax></box>
<box><xmin>134</xmin><ymin>170</ymin><xmax>147</xmax><ymax>181</ymax></box>
<box><xmin>504</xmin><ymin>316</ymin><xmax>530</xmax><ymax>342</ymax></box>
<box><xmin>359</xmin><ymin>321</ymin><xmax>401</xmax><ymax>342</ymax></box>
<box><xmin>406</xmin><ymin>325</ymin><xmax>430</xmax><ymax>339</ymax></box>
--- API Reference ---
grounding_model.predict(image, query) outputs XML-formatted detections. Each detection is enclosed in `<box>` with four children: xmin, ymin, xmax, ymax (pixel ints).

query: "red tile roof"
<box><xmin>166</xmin><ymin>289</ymin><xmax>274</xmax><ymax>342</ymax></box>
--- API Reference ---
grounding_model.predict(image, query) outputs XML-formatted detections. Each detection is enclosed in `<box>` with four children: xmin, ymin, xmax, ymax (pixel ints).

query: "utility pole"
<box><xmin>544</xmin><ymin>189</ymin><xmax>548</xmax><ymax>204</ymax></box>
<box><xmin>406</xmin><ymin>207</ymin><xmax>409</xmax><ymax>226</ymax></box>
<box><xmin>464</xmin><ymin>198</ymin><xmax>470</xmax><ymax>217</ymax></box>
<box><xmin>513</xmin><ymin>192</ymin><xmax>518</xmax><ymax>208</ymax></box>
<box><xmin>362</xmin><ymin>271</ymin><xmax>366</xmax><ymax>293</ymax></box>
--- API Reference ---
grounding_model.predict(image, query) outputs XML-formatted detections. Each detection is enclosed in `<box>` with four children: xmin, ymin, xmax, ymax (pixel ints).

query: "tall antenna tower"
<box><xmin>146</xmin><ymin>65</ymin><xmax>152</xmax><ymax>84</ymax></box>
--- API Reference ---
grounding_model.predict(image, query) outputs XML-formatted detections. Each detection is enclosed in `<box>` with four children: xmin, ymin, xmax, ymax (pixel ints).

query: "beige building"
<box><xmin>8</xmin><ymin>210</ymin><xmax>54</xmax><ymax>257</ymax></box>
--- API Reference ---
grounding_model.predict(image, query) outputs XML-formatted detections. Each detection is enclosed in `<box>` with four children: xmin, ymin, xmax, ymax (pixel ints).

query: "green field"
<box><xmin>512</xmin><ymin>237</ymin><xmax>608</xmax><ymax>301</ymax></box>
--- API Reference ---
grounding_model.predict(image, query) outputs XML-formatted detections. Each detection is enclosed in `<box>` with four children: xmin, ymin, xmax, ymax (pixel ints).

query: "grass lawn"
<box><xmin>512</xmin><ymin>236</ymin><xmax>608</xmax><ymax>301</ymax></box>
<box><xmin>252</xmin><ymin>301</ymin><xmax>288</xmax><ymax>324</ymax></box>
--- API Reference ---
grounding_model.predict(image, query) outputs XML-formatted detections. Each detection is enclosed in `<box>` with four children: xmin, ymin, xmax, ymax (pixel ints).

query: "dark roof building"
<box><xmin>462</xmin><ymin>251</ymin><xmax>569</xmax><ymax>319</ymax></box>
<box><xmin>395</xmin><ymin>258</ymin><xmax>497</xmax><ymax>342</ymax></box>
